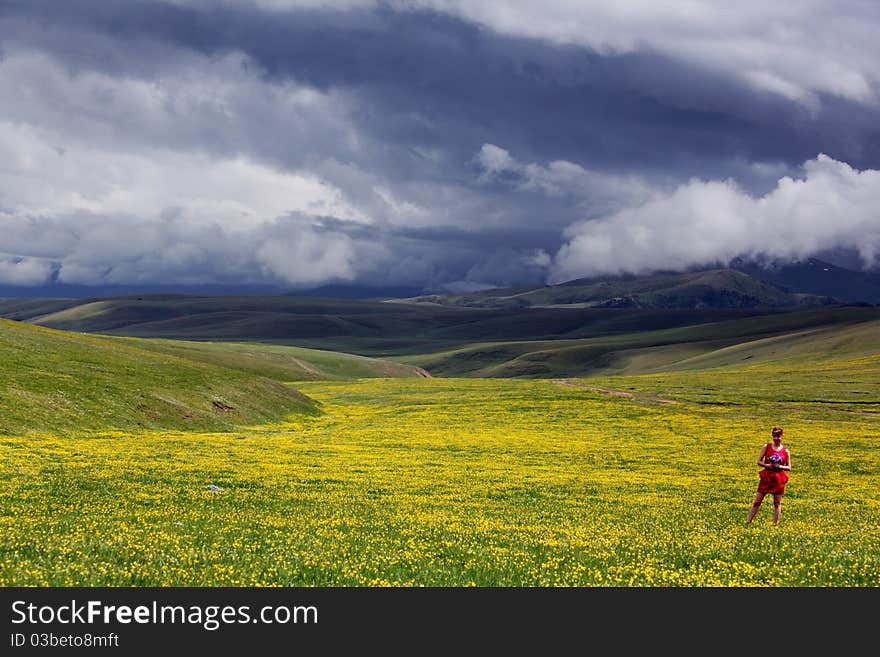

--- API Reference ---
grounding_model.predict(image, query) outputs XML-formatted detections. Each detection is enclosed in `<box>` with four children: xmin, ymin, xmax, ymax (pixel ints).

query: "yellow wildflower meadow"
<box><xmin>1</xmin><ymin>376</ymin><xmax>878</xmax><ymax>586</ymax></box>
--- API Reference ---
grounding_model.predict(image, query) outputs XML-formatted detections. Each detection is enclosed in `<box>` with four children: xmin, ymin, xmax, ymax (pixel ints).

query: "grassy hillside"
<box><xmin>0</xmin><ymin>297</ymin><xmax>83</xmax><ymax>321</ymax></box>
<box><xmin>124</xmin><ymin>338</ymin><xmax>430</xmax><ymax>381</ymax></box>
<box><xmin>3</xmin><ymin>294</ymin><xmax>816</xmax><ymax>358</ymax></box>
<box><xmin>4</xmin><ymin>295</ymin><xmax>878</xmax><ymax>379</ymax></box>
<box><xmin>0</xmin><ymin>319</ymin><xmax>325</xmax><ymax>435</ymax></box>
<box><xmin>582</xmin><ymin>329</ymin><xmax>880</xmax><ymax>417</ymax></box>
<box><xmin>397</xmin><ymin>306</ymin><xmax>880</xmax><ymax>377</ymax></box>
<box><xmin>13</xmin><ymin>294</ymin><xmax>446</xmax><ymax>332</ymax></box>
<box><xmin>3</xmin><ymin>295</ymin><xmax>878</xmax><ymax>381</ymax></box>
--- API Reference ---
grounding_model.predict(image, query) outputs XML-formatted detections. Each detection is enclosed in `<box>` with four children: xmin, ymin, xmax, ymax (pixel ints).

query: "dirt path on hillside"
<box><xmin>551</xmin><ymin>379</ymin><xmax>676</xmax><ymax>404</ymax></box>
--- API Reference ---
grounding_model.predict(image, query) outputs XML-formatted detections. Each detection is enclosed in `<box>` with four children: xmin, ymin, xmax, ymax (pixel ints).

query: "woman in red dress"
<box><xmin>746</xmin><ymin>426</ymin><xmax>792</xmax><ymax>526</ymax></box>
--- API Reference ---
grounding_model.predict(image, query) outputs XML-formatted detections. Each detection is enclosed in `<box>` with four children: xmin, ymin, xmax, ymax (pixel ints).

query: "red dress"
<box><xmin>757</xmin><ymin>443</ymin><xmax>790</xmax><ymax>494</ymax></box>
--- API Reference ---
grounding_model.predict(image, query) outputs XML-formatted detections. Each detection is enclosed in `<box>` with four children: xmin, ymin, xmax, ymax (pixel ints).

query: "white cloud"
<box><xmin>256</xmin><ymin>223</ymin><xmax>389</xmax><ymax>287</ymax></box>
<box><xmin>0</xmin><ymin>48</ymin><xmax>387</xmax><ymax>288</ymax></box>
<box><xmin>0</xmin><ymin>120</ymin><xmax>368</xmax><ymax>228</ymax></box>
<box><xmin>0</xmin><ymin>256</ymin><xmax>55</xmax><ymax>286</ymax></box>
<box><xmin>0</xmin><ymin>211</ymin><xmax>387</xmax><ymax>287</ymax></box>
<box><xmin>551</xmin><ymin>154</ymin><xmax>880</xmax><ymax>282</ymax></box>
<box><xmin>476</xmin><ymin>144</ymin><xmax>517</xmax><ymax>178</ymax></box>
<box><xmin>0</xmin><ymin>115</ymin><xmax>369</xmax><ymax>232</ymax></box>
<box><xmin>476</xmin><ymin>143</ymin><xmax>656</xmax><ymax>216</ymax></box>
<box><xmin>0</xmin><ymin>49</ymin><xmax>371</xmax><ymax>227</ymax></box>
<box><xmin>524</xmin><ymin>249</ymin><xmax>551</xmax><ymax>268</ymax></box>
<box><xmin>372</xmin><ymin>186</ymin><xmax>431</xmax><ymax>224</ymax></box>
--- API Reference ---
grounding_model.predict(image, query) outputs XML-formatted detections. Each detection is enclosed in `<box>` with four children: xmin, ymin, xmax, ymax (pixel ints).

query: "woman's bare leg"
<box><xmin>772</xmin><ymin>494</ymin><xmax>783</xmax><ymax>525</ymax></box>
<box><xmin>747</xmin><ymin>492</ymin><xmax>766</xmax><ymax>523</ymax></box>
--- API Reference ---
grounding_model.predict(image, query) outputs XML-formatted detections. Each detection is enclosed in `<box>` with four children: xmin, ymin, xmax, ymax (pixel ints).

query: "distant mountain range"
<box><xmin>402</xmin><ymin>268</ymin><xmax>830</xmax><ymax>309</ymax></box>
<box><xmin>402</xmin><ymin>258</ymin><xmax>880</xmax><ymax>309</ymax></box>
<box><xmin>729</xmin><ymin>257</ymin><xmax>880</xmax><ymax>304</ymax></box>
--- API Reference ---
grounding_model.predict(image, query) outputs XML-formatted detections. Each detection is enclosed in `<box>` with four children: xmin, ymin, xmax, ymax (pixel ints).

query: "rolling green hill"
<box><xmin>0</xmin><ymin>294</ymin><xmax>814</xmax><ymax>358</ymax></box>
<box><xmin>10</xmin><ymin>295</ymin><xmax>492</xmax><ymax>341</ymax></box>
<box><xmin>3</xmin><ymin>295</ymin><xmax>878</xmax><ymax>383</ymax></box>
<box><xmin>122</xmin><ymin>338</ymin><xmax>430</xmax><ymax>381</ymax></box>
<box><xmin>0</xmin><ymin>297</ymin><xmax>84</xmax><ymax>321</ymax></box>
<box><xmin>395</xmin><ymin>306</ymin><xmax>880</xmax><ymax>377</ymax></box>
<box><xmin>0</xmin><ymin>319</ymin><xmax>422</xmax><ymax>436</ymax></box>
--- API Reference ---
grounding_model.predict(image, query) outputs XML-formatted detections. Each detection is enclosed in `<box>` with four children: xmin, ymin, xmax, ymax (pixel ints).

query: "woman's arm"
<box><xmin>778</xmin><ymin>450</ymin><xmax>792</xmax><ymax>471</ymax></box>
<box><xmin>756</xmin><ymin>444</ymin><xmax>769</xmax><ymax>468</ymax></box>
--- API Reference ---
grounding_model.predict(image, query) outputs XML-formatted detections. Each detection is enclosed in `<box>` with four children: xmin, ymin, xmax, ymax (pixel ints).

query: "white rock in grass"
<box><xmin>207</xmin><ymin>484</ymin><xmax>225</xmax><ymax>492</ymax></box>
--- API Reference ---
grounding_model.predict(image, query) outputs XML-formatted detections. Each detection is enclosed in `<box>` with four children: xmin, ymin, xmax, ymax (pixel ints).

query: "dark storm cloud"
<box><xmin>5</xmin><ymin>0</ymin><xmax>878</xmax><ymax>175</ymax></box>
<box><xmin>1</xmin><ymin>0</ymin><xmax>879</xmax><ymax>290</ymax></box>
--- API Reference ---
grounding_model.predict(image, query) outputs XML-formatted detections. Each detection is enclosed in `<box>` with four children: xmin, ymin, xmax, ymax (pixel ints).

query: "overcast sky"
<box><xmin>1</xmin><ymin>0</ymin><xmax>879</xmax><ymax>293</ymax></box>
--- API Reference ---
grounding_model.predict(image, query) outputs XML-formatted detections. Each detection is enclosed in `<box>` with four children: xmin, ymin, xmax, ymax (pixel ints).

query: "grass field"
<box><xmin>2</xmin><ymin>354</ymin><xmax>877</xmax><ymax>586</ymax></box>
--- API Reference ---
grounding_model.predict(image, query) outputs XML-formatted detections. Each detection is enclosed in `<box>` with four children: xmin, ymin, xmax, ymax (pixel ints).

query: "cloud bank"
<box><xmin>552</xmin><ymin>154</ymin><xmax>880</xmax><ymax>281</ymax></box>
<box><xmin>0</xmin><ymin>1</ymin><xmax>878</xmax><ymax>292</ymax></box>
